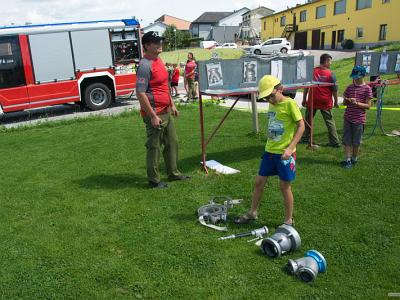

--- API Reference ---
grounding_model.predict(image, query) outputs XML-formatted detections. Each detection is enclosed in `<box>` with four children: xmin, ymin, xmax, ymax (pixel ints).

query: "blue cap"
<box><xmin>350</xmin><ymin>65</ymin><xmax>367</xmax><ymax>79</ymax></box>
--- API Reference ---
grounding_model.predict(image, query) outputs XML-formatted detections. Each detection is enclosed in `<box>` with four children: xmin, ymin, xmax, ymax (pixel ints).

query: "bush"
<box><xmin>341</xmin><ymin>39</ymin><xmax>354</xmax><ymax>49</ymax></box>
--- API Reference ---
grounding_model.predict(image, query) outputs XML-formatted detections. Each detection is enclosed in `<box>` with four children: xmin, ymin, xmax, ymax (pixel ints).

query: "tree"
<box><xmin>162</xmin><ymin>25</ymin><xmax>191</xmax><ymax>51</ymax></box>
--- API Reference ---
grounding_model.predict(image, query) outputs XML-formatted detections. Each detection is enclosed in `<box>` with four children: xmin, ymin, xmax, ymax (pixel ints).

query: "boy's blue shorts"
<box><xmin>258</xmin><ymin>152</ymin><xmax>297</xmax><ymax>182</ymax></box>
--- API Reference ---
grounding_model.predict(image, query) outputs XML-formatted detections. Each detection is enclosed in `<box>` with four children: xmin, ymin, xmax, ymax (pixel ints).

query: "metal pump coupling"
<box><xmin>287</xmin><ymin>250</ymin><xmax>327</xmax><ymax>283</ymax></box>
<box><xmin>261</xmin><ymin>224</ymin><xmax>301</xmax><ymax>258</ymax></box>
<box><xmin>218</xmin><ymin>226</ymin><xmax>269</xmax><ymax>241</ymax></box>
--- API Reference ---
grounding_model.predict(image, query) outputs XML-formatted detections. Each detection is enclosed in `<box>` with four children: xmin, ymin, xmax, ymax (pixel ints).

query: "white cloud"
<box><xmin>0</xmin><ymin>0</ymin><xmax>307</xmax><ymax>27</ymax></box>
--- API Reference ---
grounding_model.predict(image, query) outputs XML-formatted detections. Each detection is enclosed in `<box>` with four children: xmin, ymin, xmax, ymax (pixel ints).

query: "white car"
<box><xmin>216</xmin><ymin>42</ymin><xmax>238</xmax><ymax>49</ymax></box>
<box><xmin>250</xmin><ymin>38</ymin><xmax>291</xmax><ymax>55</ymax></box>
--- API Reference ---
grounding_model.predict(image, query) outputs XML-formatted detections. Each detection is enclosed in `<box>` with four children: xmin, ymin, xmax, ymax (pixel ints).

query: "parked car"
<box><xmin>216</xmin><ymin>42</ymin><xmax>238</xmax><ymax>49</ymax></box>
<box><xmin>250</xmin><ymin>38</ymin><xmax>291</xmax><ymax>55</ymax></box>
<box><xmin>200</xmin><ymin>40</ymin><xmax>218</xmax><ymax>49</ymax></box>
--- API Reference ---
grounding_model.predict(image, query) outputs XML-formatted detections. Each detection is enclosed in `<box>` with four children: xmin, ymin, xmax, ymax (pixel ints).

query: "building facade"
<box><xmin>260</xmin><ymin>0</ymin><xmax>399</xmax><ymax>50</ymax></box>
<box><xmin>240</xmin><ymin>7</ymin><xmax>275</xmax><ymax>40</ymax></box>
<box><xmin>191</xmin><ymin>8</ymin><xmax>249</xmax><ymax>43</ymax></box>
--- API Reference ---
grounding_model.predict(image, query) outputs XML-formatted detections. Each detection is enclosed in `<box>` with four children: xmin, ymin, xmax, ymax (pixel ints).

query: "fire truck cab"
<box><xmin>0</xmin><ymin>18</ymin><xmax>142</xmax><ymax>115</ymax></box>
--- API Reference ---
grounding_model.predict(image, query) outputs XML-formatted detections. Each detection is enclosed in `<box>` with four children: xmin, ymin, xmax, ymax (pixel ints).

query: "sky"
<box><xmin>0</xmin><ymin>0</ymin><xmax>307</xmax><ymax>27</ymax></box>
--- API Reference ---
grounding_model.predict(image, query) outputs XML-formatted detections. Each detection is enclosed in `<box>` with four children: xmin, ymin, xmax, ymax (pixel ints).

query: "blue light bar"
<box><xmin>0</xmin><ymin>18</ymin><xmax>140</xmax><ymax>30</ymax></box>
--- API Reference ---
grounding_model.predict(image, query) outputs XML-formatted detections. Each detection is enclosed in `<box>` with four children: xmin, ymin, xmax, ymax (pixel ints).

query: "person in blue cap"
<box><xmin>341</xmin><ymin>65</ymin><xmax>373</xmax><ymax>169</ymax></box>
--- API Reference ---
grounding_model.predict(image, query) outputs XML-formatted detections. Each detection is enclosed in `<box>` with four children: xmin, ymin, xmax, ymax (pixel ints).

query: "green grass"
<box><xmin>0</xmin><ymin>105</ymin><xmax>399</xmax><ymax>298</ymax></box>
<box><xmin>371</xmin><ymin>42</ymin><xmax>400</xmax><ymax>52</ymax></box>
<box><xmin>160</xmin><ymin>48</ymin><xmax>245</xmax><ymax>64</ymax></box>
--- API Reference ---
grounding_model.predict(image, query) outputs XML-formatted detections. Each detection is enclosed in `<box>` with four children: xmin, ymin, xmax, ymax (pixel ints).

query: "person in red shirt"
<box><xmin>301</xmin><ymin>53</ymin><xmax>341</xmax><ymax>147</ymax></box>
<box><xmin>136</xmin><ymin>31</ymin><xmax>190</xmax><ymax>189</ymax></box>
<box><xmin>185</xmin><ymin>52</ymin><xmax>197</xmax><ymax>101</ymax></box>
<box><xmin>171</xmin><ymin>63</ymin><xmax>180</xmax><ymax>97</ymax></box>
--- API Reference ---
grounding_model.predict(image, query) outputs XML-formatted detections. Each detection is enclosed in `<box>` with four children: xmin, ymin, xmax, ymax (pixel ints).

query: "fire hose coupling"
<box><xmin>261</xmin><ymin>224</ymin><xmax>301</xmax><ymax>258</ymax></box>
<box><xmin>287</xmin><ymin>250</ymin><xmax>327</xmax><ymax>283</ymax></box>
<box><xmin>197</xmin><ymin>196</ymin><xmax>242</xmax><ymax>231</ymax></box>
<box><xmin>218</xmin><ymin>226</ymin><xmax>269</xmax><ymax>242</ymax></box>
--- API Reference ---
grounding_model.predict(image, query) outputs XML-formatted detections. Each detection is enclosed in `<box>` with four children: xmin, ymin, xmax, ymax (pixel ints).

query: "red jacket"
<box><xmin>307</xmin><ymin>67</ymin><xmax>338</xmax><ymax>109</ymax></box>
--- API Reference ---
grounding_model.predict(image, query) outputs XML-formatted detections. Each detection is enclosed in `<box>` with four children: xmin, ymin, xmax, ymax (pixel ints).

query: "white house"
<box><xmin>142</xmin><ymin>22</ymin><xmax>167</xmax><ymax>36</ymax></box>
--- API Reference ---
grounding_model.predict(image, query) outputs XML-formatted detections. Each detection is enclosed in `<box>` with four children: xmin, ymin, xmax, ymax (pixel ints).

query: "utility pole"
<box><xmin>174</xmin><ymin>28</ymin><xmax>177</xmax><ymax>51</ymax></box>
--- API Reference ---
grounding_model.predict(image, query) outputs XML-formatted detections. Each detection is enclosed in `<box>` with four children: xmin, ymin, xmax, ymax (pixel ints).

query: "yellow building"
<box><xmin>260</xmin><ymin>0</ymin><xmax>399</xmax><ymax>50</ymax></box>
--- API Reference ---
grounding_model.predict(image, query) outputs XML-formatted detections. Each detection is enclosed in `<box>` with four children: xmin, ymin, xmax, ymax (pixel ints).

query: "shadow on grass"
<box><xmin>178</xmin><ymin>145</ymin><xmax>262</xmax><ymax>172</ymax></box>
<box><xmin>297</xmin><ymin>156</ymin><xmax>340</xmax><ymax>167</ymax></box>
<box><xmin>75</xmin><ymin>173</ymin><xmax>149</xmax><ymax>190</ymax></box>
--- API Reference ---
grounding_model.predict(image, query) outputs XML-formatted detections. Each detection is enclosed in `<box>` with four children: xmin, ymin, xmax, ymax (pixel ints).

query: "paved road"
<box><xmin>1</xmin><ymin>98</ymin><xmax>140</xmax><ymax>129</ymax></box>
<box><xmin>306</xmin><ymin>49</ymin><xmax>356</xmax><ymax>65</ymax></box>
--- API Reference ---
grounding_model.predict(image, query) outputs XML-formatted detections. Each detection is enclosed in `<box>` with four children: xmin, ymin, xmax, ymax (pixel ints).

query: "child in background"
<box><xmin>166</xmin><ymin>63</ymin><xmax>173</xmax><ymax>84</ymax></box>
<box><xmin>171</xmin><ymin>63</ymin><xmax>180</xmax><ymax>97</ymax></box>
<box><xmin>341</xmin><ymin>65</ymin><xmax>373</xmax><ymax>169</ymax></box>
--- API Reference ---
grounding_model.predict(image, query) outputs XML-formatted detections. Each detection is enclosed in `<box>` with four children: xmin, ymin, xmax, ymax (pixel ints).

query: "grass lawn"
<box><xmin>160</xmin><ymin>48</ymin><xmax>245</xmax><ymax>64</ymax></box>
<box><xmin>0</xmin><ymin>104</ymin><xmax>399</xmax><ymax>299</ymax></box>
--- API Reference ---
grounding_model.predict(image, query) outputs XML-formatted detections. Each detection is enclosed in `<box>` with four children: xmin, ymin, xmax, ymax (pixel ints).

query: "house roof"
<box><xmin>241</xmin><ymin>6</ymin><xmax>275</xmax><ymax>16</ymax></box>
<box><xmin>264</xmin><ymin>0</ymin><xmax>322</xmax><ymax>18</ymax></box>
<box><xmin>192</xmin><ymin>12</ymin><xmax>232</xmax><ymax>24</ymax></box>
<box><xmin>154</xmin><ymin>14</ymin><xmax>191</xmax><ymax>30</ymax></box>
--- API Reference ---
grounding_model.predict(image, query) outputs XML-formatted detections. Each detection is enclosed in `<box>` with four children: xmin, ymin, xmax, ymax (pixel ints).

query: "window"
<box><xmin>356</xmin><ymin>0</ymin><xmax>372</xmax><ymax>10</ymax></box>
<box><xmin>280</xmin><ymin>16</ymin><xmax>286</xmax><ymax>26</ymax></box>
<box><xmin>337</xmin><ymin>30</ymin><xmax>345</xmax><ymax>42</ymax></box>
<box><xmin>0</xmin><ymin>36</ymin><xmax>25</xmax><ymax>89</ymax></box>
<box><xmin>379</xmin><ymin>24</ymin><xmax>387</xmax><ymax>40</ymax></box>
<box><xmin>316</xmin><ymin>5</ymin><xmax>326</xmax><ymax>19</ymax></box>
<box><xmin>356</xmin><ymin>27</ymin><xmax>364</xmax><ymax>38</ymax></box>
<box><xmin>334</xmin><ymin>0</ymin><xmax>347</xmax><ymax>15</ymax></box>
<box><xmin>272</xmin><ymin>40</ymin><xmax>283</xmax><ymax>44</ymax></box>
<box><xmin>300</xmin><ymin>10</ymin><xmax>307</xmax><ymax>22</ymax></box>
<box><xmin>264</xmin><ymin>21</ymin><xmax>266</xmax><ymax>30</ymax></box>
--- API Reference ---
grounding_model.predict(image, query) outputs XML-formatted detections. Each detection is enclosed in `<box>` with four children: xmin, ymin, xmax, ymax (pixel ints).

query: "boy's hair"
<box><xmin>320</xmin><ymin>53</ymin><xmax>333</xmax><ymax>65</ymax></box>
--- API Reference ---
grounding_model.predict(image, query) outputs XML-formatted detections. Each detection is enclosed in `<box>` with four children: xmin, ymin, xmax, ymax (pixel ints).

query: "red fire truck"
<box><xmin>0</xmin><ymin>18</ymin><xmax>142</xmax><ymax>115</ymax></box>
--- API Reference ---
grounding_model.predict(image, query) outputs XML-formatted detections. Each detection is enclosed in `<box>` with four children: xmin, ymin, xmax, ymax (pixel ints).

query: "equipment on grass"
<box><xmin>197</xmin><ymin>196</ymin><xmax>242</xmax><ymax>231</ymax></box>
<box><xmin>287</xmin><ymin>250</ymin><xmax>327</xmax><ymax>283</ymax></box>
<box><xmin>261</xmin><ymin>224</ymin><xmax>301</xmax><ymax>258</ymax></box>
<box><xmin>218</xmin><ymin>226</ymin><xmax>269</xmax><ymax>243</ymax></box>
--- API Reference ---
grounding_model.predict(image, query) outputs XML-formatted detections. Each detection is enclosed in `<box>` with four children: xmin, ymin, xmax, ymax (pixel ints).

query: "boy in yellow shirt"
<box><xmin>235</xmin><ymin>75</ymin><xmax>305</xmax><ymax>226</ymax></box>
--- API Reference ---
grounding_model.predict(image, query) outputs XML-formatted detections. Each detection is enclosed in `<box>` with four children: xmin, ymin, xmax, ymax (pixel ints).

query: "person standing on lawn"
<box><xmin>136</xmin><ymin>31</ymin><xmax>190</xmax><ymax>189</ymax></box>
<box><xmin>185</xmin><ymin>52</ymin><xmax>197</xmax><ymax>101</ymax></box>
<box><xmin>301</xmin><ymin>53</ymin><xmax>341</xmax><ymax>147</ymax></box>
<box><xmin>171</xmin><ymin>63</ymin><xmax>180</xmax><ymax>97</ymax></box>
<box><xmin>341</xmin><ymin>65</ymin><xmax>373</xmax><ymax>169</ymax></box>
<box><xmin>235</xmin><ymin>75</ymin><xmax>305</xmax><ymax>226</ymax></box>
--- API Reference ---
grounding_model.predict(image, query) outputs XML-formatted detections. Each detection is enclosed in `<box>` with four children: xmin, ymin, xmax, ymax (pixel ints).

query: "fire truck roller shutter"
<box><xmin>71</xmin><ymin>29</ymin><xmax>113</xmax><ymax>71</ymax></box>
<box><xmin>29</xmin><ymin>32</ymin><xmax>75</xmax><ymax>83</ymax></box>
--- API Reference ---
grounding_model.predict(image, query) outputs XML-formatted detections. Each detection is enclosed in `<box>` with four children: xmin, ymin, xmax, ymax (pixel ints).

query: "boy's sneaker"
<box><xmin>340</xmin><ymin>159</ymin><xmax>352</xmax><ymax>169</ymax></box>
<box><xmin>351</xmin><ymin>157</ymin><xmax>358</xmax><ymax>166</ymax></box>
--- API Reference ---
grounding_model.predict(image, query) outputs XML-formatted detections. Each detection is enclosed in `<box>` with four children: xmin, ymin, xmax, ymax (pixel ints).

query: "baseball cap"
<box><xmin>258</xmin><ymin>75</ymin><xmax>281</xmax><ymax>99</ymax></box>
<box><xmin>350</xmin><ymin>65</ymin><xmax>367</xmax><ymax>79</ymax></box>
<box><xmin>142</xmin><ymin>31</ymin><xmax>165</xmax><ymax>45</ymax></box>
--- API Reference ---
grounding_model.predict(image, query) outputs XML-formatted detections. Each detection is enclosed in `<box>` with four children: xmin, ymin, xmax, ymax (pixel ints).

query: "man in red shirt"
<box><xmin>185</xmin><ymin>52</ymin><xmax>197</xmax><ymax>101</ymax></box>
<box><xmin>136</xmin><ymin>31</ymin><xmax>190</xmax><ymax>188</ymax></box>
<box><xmin>301</xmin><ymin>53</ymin><xmax>340</xmax><ymax>147</ymax></box>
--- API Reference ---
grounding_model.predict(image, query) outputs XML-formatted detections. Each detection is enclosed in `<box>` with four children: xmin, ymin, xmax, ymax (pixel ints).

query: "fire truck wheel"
<box><xmin>84</xmin><ymin>83</ymin><xmax>112</xmax><ymax>110</ymax></box>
